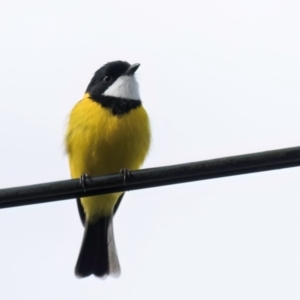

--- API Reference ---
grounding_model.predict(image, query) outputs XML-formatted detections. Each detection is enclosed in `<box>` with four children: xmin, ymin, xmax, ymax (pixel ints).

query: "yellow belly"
<box><xmin>65</xmin><ymin>95</ymin><xmax>151</xmax><ymax>221</ymax></box>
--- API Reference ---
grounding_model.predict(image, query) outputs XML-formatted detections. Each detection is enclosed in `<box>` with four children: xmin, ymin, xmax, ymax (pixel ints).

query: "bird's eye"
<box><xmin>103</xmin><ymin>76</ymin><xmax>112</xmax><ymax>82</ymax></box>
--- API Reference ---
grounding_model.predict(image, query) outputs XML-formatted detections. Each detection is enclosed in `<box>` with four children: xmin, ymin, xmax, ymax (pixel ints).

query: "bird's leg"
<box><xmin>119</xmin><ymin>168</ymin><xmax>132</xmax><ymax>185</ymax></box>
<box><xmin>80</xmin><ymin>173</ymin><xmax>92</xmax><ymax>192</ymax></box>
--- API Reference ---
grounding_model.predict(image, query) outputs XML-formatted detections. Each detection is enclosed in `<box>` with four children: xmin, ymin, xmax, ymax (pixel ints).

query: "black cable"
<box><xmin>0</xmin><ymin>146</ymin><xmax>300</xmax><ymax>209</ymax></box>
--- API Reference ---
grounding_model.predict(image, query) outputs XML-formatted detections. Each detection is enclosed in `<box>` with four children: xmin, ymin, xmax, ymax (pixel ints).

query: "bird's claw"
<box><xmin>120</xmin><ymin>168</ymin><xmax>132</xmax><ymax>185</ymax></box>
<box><xmin>80</xmin><ymin>173</ymin><xmax>91</xmax><ymax>192</ymax></box>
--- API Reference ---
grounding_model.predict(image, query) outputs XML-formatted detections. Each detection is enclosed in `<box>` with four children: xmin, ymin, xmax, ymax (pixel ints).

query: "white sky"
<box><xmin>0</xmin><ymin>0</ymin><xmax>300</xmax><ymax>299</ymax></box>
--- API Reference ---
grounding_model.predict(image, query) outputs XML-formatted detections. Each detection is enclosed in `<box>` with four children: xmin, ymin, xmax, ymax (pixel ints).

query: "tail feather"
<box><xmin>107</xmin><ymin>217</ymin><xmax>120</xmax><ymax>276</ymax></box>
<box><xmin>75</xmin><ymin>216</ymin><xmax>120</xmax><ymax>278</ymax></box>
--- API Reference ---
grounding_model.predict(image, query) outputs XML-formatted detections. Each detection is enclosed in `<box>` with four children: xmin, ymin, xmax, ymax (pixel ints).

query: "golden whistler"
<box><xmin>65</xmin><ymin>61</ymin><xmax>151</xmax><ymax>278</ymax></box>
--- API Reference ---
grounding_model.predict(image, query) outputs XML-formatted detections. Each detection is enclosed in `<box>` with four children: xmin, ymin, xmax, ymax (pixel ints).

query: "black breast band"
<box><xmin>90</xmin><ymin>95</ymin><xmax>142</xmax><ymax>116</ymax></box>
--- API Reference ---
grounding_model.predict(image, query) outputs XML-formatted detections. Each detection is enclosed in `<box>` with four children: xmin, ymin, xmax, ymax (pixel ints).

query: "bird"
<box><xmin>65</xmin><ymin>61</ymin><xmax>151</xmax><ymax>278</ymax></box>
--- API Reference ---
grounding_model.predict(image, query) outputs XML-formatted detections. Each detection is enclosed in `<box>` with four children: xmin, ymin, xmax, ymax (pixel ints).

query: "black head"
<box><xmin>86</xmin><ymin>61</ymin><xmax>139</xmax><ymax>97</ymax></box>
<box><xmin>85</xmin><ymin>61</ymin><xmax>142</xmax><ymax>115</ymax></box>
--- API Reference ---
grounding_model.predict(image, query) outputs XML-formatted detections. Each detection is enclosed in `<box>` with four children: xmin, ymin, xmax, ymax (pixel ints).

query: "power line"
<box><xmin>0</xmin><ymin>146</ymin><xmax>300</xmax><ymax>209</ymax></box>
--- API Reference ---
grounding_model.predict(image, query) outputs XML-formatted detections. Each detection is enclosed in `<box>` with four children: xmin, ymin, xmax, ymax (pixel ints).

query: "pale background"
<box><xmin>0</xmin><ymin>1</ymin><xmax>299</xmax><ymax>299</ymax></box>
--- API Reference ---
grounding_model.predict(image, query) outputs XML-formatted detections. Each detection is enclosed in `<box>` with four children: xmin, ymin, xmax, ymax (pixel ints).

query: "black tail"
<box><xmin>75</xmin><ymin>216</ymin><xmax>120</xmax><ymax>278</ymax></box>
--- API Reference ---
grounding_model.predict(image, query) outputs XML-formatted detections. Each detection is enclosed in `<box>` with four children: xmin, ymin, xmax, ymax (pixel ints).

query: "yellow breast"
<box><xmin>65</xmin><ymin>94</ymin><xmax>151</xmax><ymax>219</ymax></box>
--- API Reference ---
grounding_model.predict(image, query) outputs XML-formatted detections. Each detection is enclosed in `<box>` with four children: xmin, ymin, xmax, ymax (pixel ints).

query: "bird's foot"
<box><xmin>80</xmin><ymin>173</ymin><xmax>92</xmax><ymax>192</ymax></box>
<box><xmin>119</xmin><ymin>168</ymin><xmax>132</xmax><ymax>185</ymax></box>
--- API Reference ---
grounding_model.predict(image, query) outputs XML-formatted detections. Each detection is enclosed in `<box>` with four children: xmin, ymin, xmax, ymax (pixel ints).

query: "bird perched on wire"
<box><xmin>65</xmin><ymin>61</ymin><xmax>151</xmax><ymax>278</ymax></box>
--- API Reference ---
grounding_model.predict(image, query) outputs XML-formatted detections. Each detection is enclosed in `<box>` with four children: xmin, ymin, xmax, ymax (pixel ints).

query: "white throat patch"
<box><xmin>103</xmin><ymin>75</ymin><xmax>140</xmax><ymax>100</ymax></box>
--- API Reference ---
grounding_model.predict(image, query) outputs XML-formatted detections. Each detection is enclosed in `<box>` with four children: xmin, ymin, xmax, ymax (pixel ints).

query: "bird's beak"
<box><xmin>125</xmin><ymin>63</ymin><xmax>140</xmax><ymax>75</ymax></box>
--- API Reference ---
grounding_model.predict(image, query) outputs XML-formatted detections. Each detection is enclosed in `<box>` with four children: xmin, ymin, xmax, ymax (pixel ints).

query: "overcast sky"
<box><xmin>0</xmin><ymin>1</ymin><xmax>300</xmax><ymax>299</ymax></box>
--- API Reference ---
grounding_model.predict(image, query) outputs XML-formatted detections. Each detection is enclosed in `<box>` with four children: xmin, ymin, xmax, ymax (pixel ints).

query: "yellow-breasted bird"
<box><xmin>65</xmin><ymin>61</ymin><xmax>151</xmax><ymax>278</ymax></box>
